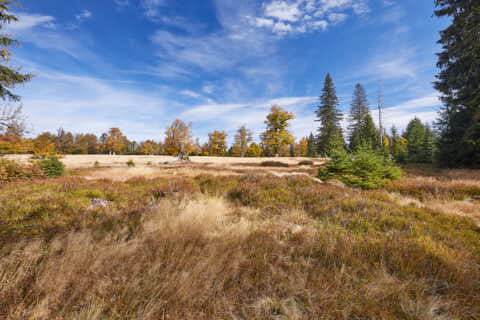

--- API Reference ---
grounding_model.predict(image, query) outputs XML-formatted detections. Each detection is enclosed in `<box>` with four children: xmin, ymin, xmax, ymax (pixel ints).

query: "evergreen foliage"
<box><xmin>0</xmin><ymin>1</ymin><xmax>33</xmax><ymax>101</ymax></box>
<box><xmin>404</xmin><ymin>118</ymin><xmax>426</xmax><ymax>163</ymax></box>
<box><xmin>347</xmin><ymin>84</ymin><xmax>381</xmax><ymax>152</ymax></box>
<box><xmin>39</xmin><ymin>156</ymin><xmax>65</xmax><ymax>178</ymax></box>
<box><xmin>315</xmin><ymin>73</ymin><xmax>345</xmax><ymax>156</ymax></box>
<box><xmin>318</xmin><ymin>145</ymin><xmax>403</xmax><ymax>189</ymax></box>
<box><xmin>306</xmin><ymin>133</ymin><xmax>317</xmax><ymax>157</ymax></box>
<box><xmin>434</xmin><ymin>0</ymin><xmax>480</xmax><ymax>168</ymax></box>
<box><xmin>402</xmin><ymin>118</ymin><xmax>437</xmax><ymax>164</ymax></box>
<box><xmin>390</xmin><ymin>126</ymin><xmax>408</xmax><ymax>163</ymax></box>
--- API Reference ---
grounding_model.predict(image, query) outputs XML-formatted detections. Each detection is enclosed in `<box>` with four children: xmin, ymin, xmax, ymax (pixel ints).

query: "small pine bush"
<box><xmin>40</xmin><ymin>156</ymin><xmax>65</xmax><ymax>178</ymax></box>
<box><xmin>261</xmin><ymin>161</ymin><xmax>289</xmax><ymax>167</ymax></box>
<box><xmin>318</xmin><ymin>146</ymin><xmax>403</xmax><ymax>189</ymax></box>
<box><xmin>94</xmin><ymin>161</ymin><xmax>100</xmax><ymax>167</ymax></box>
<box><xmin>146</xmin><ymin>161</ymin><xmax>153</xmax><ymax>166</ymax></box>
<box><xmin>126</xmin><ymin>159</ymin><xmax>135</xmax><ymax>167</ymax></box>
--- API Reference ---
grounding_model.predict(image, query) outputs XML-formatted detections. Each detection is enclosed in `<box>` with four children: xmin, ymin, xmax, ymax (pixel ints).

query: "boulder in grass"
<box><xmin>89</xmin><ymin>198</ymin><xmax>109</xmax><ymax>210</ymax></box>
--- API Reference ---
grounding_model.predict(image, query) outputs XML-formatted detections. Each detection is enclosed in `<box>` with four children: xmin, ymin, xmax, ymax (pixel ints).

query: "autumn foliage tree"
<box><xmin>207</xmin><ymin>130</ymin><xmax>228</xmax><ymax>156</ymax></box>
<box><xmin>294</xmin><ymin>137</ymin><xmax>308</xmax><ymax>157</ymax></box>
<box><xmin>105</xmin><ymin>128</ymin><xmax>127</xmax><ymax>154</ymax></box>
<box><xmin>164</xmin><ymin>119</ymin><xmax>194</xmax><ymax>158</ymax></box>
<box><xmin>261</xmin><ymin>105</ymin><xmax>294</xmax><ymax>157</ymax></box>
<box><xmin>137</xmin><ymin>140</ymin><xmax>158</xmax><ymax>155</ymax></box>
<box><xmin>246</xmin><ymin>142</ymin><xmax>262</xmax><ymax>157</ymax></box>
<box><xmin>232</xmin><ymin>126</ymin><xmax>253</xmax><ymax>157</ymax></box>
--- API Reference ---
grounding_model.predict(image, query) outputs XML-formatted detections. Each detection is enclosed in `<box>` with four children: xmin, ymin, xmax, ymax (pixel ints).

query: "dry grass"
<box><xmin>1</xmin><ymin>164</ymin><xmax>480</xmax><ymax>319</ymax></box>
<box><xmin>5</xmin><ymin>154</ymin><xmax>327</xmax><ymax>169</ymax></box>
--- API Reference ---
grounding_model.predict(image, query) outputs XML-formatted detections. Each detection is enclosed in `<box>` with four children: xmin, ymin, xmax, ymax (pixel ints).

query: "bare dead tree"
<box><xmin>377</xmin><ymin>80</ymin><xmax>384</xmax><ymax>147</ymax></box>
<box><xmin>0</xmin><ymin>103</ymin><xmax>26</xmax><ymax>136</ymax></box>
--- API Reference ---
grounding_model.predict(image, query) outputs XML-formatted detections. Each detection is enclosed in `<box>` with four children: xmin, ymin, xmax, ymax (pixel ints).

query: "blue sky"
<box><xmin>6</xmin><ymin>0</ymin><xmax>447</xmax><ymax>143</ymax></box>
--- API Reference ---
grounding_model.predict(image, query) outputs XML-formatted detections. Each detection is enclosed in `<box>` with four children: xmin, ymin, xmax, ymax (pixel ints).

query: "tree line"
<box><xmin>0</xmin><ymin>78</ymin><xmax>436</xmax><ymax>164</ymax></box>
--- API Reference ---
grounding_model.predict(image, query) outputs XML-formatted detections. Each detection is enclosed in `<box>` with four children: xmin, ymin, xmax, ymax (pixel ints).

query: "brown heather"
<box><xmin>1</xmin><ymin>161</ymin><xmax>480</xmax><ymax>319</ymax></box>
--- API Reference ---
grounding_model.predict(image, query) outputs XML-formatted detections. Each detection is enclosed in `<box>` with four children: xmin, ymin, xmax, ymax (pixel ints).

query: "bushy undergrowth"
<box><xmin>298</xmin><ymin>160</ymin><xmax>314</xmax><ymax>166</ymax></box>
<box><xmin>318</xmin><ymin>147</ymin><xmax>403</xmax><ymax>189</ymax></box>
<box><xmin>39</xmin><ymin>156</ymin><xmax>65</xmax><ymax>178</ymax></box>
<box><xmin>126</xmin><ymin>159</ymin><xmax>135</xmax><ymax>167</ymax></box>
<box><xmin>0</xmin><ymin>158</ymin><xmax>45</xmax><ymax>182</ymax></box>
<box><xmin>261</xmin><ymin>160</ymin><xmax>289</xmax><ymax>167</ymax></box>
<box><xmin>0</xmin><ymin>172</ymin><xmax>479</xmax><ymax>319</ymax></box>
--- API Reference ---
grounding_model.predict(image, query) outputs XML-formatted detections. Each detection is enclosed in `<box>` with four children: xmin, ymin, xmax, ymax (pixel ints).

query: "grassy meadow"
<box><xmin>1</xmin><ymin>156</ymin><xmax>480</xmax><ymax>319</ymax></box>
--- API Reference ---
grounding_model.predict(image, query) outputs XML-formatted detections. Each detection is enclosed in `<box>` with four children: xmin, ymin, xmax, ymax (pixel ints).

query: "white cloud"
<box><xmin>114</xmin><ymin>0</ymin><xmax>130</xmax><ymax>7</ymax></box>
<box><xmin>76</xmin><ymin>10</ymin><xmax>92</xmax><ymax>21</ymax></box>
<box><xmin>387</xmin><ymin>93</ymin><xmax>441</xmax><ymax>111</ymax></box>
<box><xmin>253</xmin><ymin>17</ymin><xmax>275</xmax><ymax>28</ymax></box>
<box><xmin>248</xmin><ymin>0</ymin><xmax>369</xmax><ymax>36</ymax></box>
<box><xmin>141</xmin><ymin>0</ymin><xmax>168</xmax><ymax>20</ymax></box>
<box><xmin>310</xmin><ymin>20</ymin><xmax>328</xmax><ymax>30</ymax></box>
<box><xmin>264</xmin><ymin>1</ymin><xmax>302</xmax><ymax>22</ymax></box>
<box><xmin>328</xmin><ymin>13</ymin><xmax>348</xmax><ymax>24</ymax></box>
<box><xmin>179</xmin><ymin>96</ymin><xmax>317</xmax><ymax>142</ymax></box>
<box><xmin>3</xmin><ymin>13</ymin><xmax>55</xmax><ymax>33</ymax></box>
<box><xmin>370</xmin><ymin>93</ymin><xmax>441</xmax><ymax>131</ymax></box>
<box><xmin>202</xmin><ymin>84</ymin><xmax>215</xmax><ymax>94</ymax></box>
<box><xmin>382</xmin><ymin>0</ymin><xmax>395</xmax><ymax>7</ymax></box>
<box><xmin>17</xmin><ymin>62</ymin><xmax>183</xmax><ymax>141</ymax></box>
<box><xmin>180</xmin><ymin>89</ymin><xmax>202</xmax><ymax>99</ymax></box>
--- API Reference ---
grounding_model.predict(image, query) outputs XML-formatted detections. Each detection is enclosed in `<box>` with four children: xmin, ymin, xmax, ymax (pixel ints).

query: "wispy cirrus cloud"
<box><xmin>3</xmin><ymin>13</ymin><xmax>55</xmax><ymax>33</ymax></box>
<box><xmin>75</xmin><ymin>9</ymin><xmax>92</xmax><ymax>21</ymax></box>
<box><xmin>113</xmin><ymin>0</ymin><xmax>130</xmax><ymax>8</ymax></box>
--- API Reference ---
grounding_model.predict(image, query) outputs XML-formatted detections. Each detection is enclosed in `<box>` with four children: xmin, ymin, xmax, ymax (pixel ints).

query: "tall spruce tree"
<box><xmin>348</xmin><ymin>83</ymin><xmax>369</xmax><ymax>151</ymax></box>
<box><xmin>346</xmin><ymin>83</ymin><xmax>380</xmax><ymax>151</ymax></box>
<box><xmin>404</xmin><ymin>117</ymin><xmax>426</xmax><ymax>163</ymax></box>
<box><xmin>315</xmin><ymin>73</ymin><xmax>345</xmax><ymax>156</ymax></box>
<box><xmin>434</xmin><ymin>0</ymin><xmax>480</xmax><ymax>168</ymax></box>
<box><xmin>359</xmin><ymin>114</ymin><xmax>381</xmax><ymax>151</ymax></box>
<box><xmin>306</xmin><ymin>133</ymin><xmax>317</xmax><ymax>157</ymax></box>
<box><xmin>422</xmin><ymin>124</ymin><xmax>436</xmax><ymax>163</ymax></box>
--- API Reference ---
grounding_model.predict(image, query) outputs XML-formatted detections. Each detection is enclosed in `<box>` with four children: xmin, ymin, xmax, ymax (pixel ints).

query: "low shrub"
<box><xmin>126</xmin><ymin>159</ymin><xmax>135</xmax><ymax>167</ymax></box>
<box><xmin>318</xmin><ymin>147</ymin><xmax>403</xmax><ymax>189</ymax></box>
<box><xmin>298</xmin><ymin>160</ymin><xmax>314</xmax><ymax>166</ymax></box>
<box><xmin>261</xmin><ymin>161</ymin><xmax>289</xmax><ymax>167</ymax></box>
<box><xmin>40</xmin><ymin>156</ymin><xmax>65</xmax><ymax>178</ymax></box>
<box><xmin>147</xmin><ymin>161</ymin><xmax>153</xmax><ymax>166</ymax></box>
<box><xmin>94</xmin><ymin>161</ymin><xmax>100</xmax><ymax>167</ymax></box>
<box><xmin>0</xmin><ymin>159</ymin><xmax>45</xmax><ymax>182</ymax></box>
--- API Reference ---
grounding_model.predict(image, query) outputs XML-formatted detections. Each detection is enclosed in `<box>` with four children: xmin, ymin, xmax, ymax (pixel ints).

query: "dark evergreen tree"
<box><xmin>347</xmin><ymin>83</ymin><xmax>370</xmax><ymax>151</ymax></box>
<box><xmin>358</xmin><ymin>114</ymin><xmax>381</xmax><ymax>151</ymax></box>
<box><xmin>404</xmin><ymin>118</ymin><xmax>426</xmax><ymax>163</ymax></box>
<box><xmin>434</xmin><ymin>0</ymin><xmax>480</xmax><ymax>168</ymax></box>
<box><xmin>306</xmin><ymin>133</ymin><xmax>317</xmax><ymax>157</ymax></box>
<box><xmin>315</xmin><ymin>73</ymin><xmax>345</xmax><ymax>156</ymax></box>
<box><xmin>422</xmin><ymin>124</ymin><xmax>436</xmax><ymax>163</ymax></box>
<box><xmin>391</xmin><ymin>125</ymin><xmax>407</xmax><ymax>163</ymax></box>
<box><xmin>0</xmin><ymin>2</ymin><xmax>33</xmax><ymax>101</ymax></box>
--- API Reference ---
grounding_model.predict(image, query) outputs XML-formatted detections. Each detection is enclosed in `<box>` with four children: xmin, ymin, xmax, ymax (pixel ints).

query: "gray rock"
<box><xmin>89</xmin><ymin>198</ymin><xmax>109</xmax><ymax>210</ymax></box>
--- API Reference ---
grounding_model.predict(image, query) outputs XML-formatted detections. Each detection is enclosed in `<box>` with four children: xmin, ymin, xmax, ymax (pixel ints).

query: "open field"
<box><xmin>1</xmin><ymin>156</ymin><xmax>480</xmax><ymax>319</ymax></box>
<box><xmin>4</xmin><ymin>155</ymin><xmax>327</xmax><ymax>169</ymax></box>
